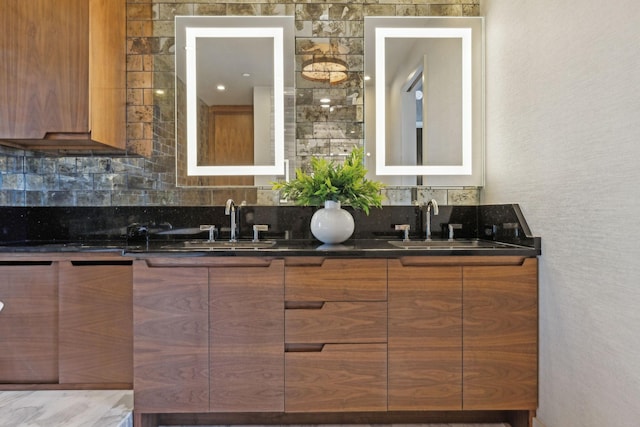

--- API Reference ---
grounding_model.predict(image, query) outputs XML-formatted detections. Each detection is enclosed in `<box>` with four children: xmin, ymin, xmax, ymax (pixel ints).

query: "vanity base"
<box><xmin>134</xmin><ymin>410</ymin><xmax>535</xmax><ymax>427</ymax></box>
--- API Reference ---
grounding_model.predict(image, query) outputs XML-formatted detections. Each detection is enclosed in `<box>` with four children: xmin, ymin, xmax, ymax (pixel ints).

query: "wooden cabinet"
<box><xmin>131</xmin><ymin>254</ymin><xmax>538</xmax><ymax>424</ymax></box>
<box><xmin>0</xmin><ymin>262</ymin><xmax>58</xmax><ymax>384</ymax></box>
<box><xmin>0</xmin><ymin>0</ymin><xmax>126</xmax><ymax>152</ymax></box>
<box><xmin>463</xmin><ymin>258</ymin><xmax>538</xmax><ymax>410</ymax></box>
<box><xmin>133</xmin><ymin>257</ymin><xmax>285</xmax><ymax>414</ymax></box>
<box><xmin>133</xmin><ymin>260</ymin><xmax>210</xmax><ymax>413</ymax></box>
<box><xmin>388</xmin><ymin>257</ymin><xmax>538</xmax><ymax>412</ymax></box>
<box><xmin>388</xmin><ymin>260</ymin><xmax>463</xmax><ymax>410</ymax></box>
<box><xmin>284</xmin><ymin>258</ymin><xmax>387</xmax><ymax>412</ymax></box>
<box><xmin>58</xmin><ymin>260</ymin><xmax>133</xmax><ymax>386</ymax></box>
<box><xmin>209</xmin><ymin>259</ymin><xmax>284</xmax><ymax>412</ymax></box>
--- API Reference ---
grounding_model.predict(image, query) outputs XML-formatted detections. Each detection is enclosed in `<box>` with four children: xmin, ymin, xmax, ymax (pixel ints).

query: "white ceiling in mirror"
<box><xmin>364</xmin><ymin>17</ymin><xmax>484</xmax><ymax>187</ymax></box>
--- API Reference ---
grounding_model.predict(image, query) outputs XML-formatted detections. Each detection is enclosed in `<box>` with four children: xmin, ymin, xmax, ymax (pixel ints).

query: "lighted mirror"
<box><xmin>364</xmin><ymin>17</ymin><xmax>484</xmax><ymax>186</ymax></box>
<box><xmin>175</xmin><ymin>16</ymin><xmax>294</xmax><ymax>186</ymax></box>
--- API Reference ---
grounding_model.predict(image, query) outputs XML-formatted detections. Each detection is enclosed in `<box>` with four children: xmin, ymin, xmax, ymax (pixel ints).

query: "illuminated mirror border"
<box><xmin>185</xmin><ymin>26</ymin><xmax>285</xmax><ymax>176</ymax></box>
<box><xmin>375</xmin><ymin>26</ymin><xmax>473</xmax><ymax>176</ymax></box>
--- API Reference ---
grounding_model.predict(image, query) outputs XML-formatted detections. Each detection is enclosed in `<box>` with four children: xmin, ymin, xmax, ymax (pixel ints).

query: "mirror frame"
<box><xmin>365</xmin><ymin>17</ymin><xmax>484</xmax><ymax>186</ymax></box>
<box><xmin>176</xmin><ymin>17</ymin><xmax>293</xmax><ymax>177</ymax></box>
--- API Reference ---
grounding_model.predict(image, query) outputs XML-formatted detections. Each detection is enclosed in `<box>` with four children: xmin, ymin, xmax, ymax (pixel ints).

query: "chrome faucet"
<box><xmin>225</xmin><ymin>199</ymin><xmax>237</xmax><ymax>242</ymax></box>
<box><xmin>424</xmin><ymin>199</ymin><xmax>439</xmax><ymax>241</ymax></box>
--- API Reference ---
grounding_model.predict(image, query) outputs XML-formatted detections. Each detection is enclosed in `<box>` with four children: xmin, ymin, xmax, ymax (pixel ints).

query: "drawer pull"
<box><xmin>285</xmin><ymin>343</ymin><xmax>325</xmax><ymax>352</ymax></box>
<box><xmin>285</xmin><ymin>301</ymin><xmax>325</xmax><ymax>310</ymax></box>
<box><xmin>0</xmin><ymin>300</ymin><xmax>3</xmax><ymax>313</ymax></box>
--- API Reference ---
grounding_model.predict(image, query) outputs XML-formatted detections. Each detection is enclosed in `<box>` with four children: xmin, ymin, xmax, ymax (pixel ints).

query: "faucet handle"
<box><xmin>200</xmin><ymin>224</ymin><xmax>217</xmax><ymax>242</ymax></box>
<box><xmin>447</xmin><ymin>223</ymin><xmax>463</xmax><ymax>241</ymax></box>
<box><xmin>395</xmin><ymin>224</ymin><xmax>411</xmax><ymax>242</ymax></box>
<box><xmin>503</xmin><ymin>222</ymin><xmax>520</xmax><ymax>238</ymax></box>
<box><xmin>252</xmin><ymin>224</ymin><xmax>269</xmax><ymax>242</ymax></box>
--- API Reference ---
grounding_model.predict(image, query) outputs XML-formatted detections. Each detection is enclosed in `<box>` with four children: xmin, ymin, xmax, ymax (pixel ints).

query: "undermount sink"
<box><xmin>162</xmin><ymin>240</ymin><xmax>277</xmax><ymax>250</ymax></box>
<box><xmin>387</xmin><ymin>239</ymin><xmax>500</xmax><ymax>249</ymax></box>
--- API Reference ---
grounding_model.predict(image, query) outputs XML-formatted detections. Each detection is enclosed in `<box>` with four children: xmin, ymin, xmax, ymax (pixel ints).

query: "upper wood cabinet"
<box><xmin>0</xmin><ymin>262</ymin><xmax>58</xmax><ymax>384</ymax></box>
<box><xmin>0</xmin><ymin>0</ymin><xmax>126</xmax><ymax>152</ymax></box>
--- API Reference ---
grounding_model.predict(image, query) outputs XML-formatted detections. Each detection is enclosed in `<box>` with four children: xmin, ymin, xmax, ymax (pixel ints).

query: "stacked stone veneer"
<box><xmin>0</xmin><ymin>0</ymin><xmax>479</xmax><ymax>207</ymax></box>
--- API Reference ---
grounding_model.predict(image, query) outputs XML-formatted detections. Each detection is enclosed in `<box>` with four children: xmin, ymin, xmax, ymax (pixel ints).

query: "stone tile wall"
<box><xmin>0</xmin><ymin>0</ymin><xmax>480</xmax><ymax>207</ymax></box>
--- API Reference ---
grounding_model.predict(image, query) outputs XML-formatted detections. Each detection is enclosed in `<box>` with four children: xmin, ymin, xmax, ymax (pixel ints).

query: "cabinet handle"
<box><xmin>0</xmin><ymin>301</ymin><xmax>4</xmax><ymax>313</ymax></box>
<box><xmin>285</xmin><ymin>301</ymin><xmax>325</xmax><ymax>310</ymax></box>
<box><xmin>70</xmin><ymin>260</ymin><xmax>133</xmax><ymax>266</ymax></box>
<box><xmin>285</xmin><ymin>343</ymin><xmax>325</xmax><ymax>352</ymax></box>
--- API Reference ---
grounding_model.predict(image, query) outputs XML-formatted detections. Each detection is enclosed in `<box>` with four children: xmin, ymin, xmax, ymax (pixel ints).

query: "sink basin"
<box><xmin>387</xmin><ymin>239</ymin><xmax>501</xmax><ymax>249</ymax></box>
<box><xmin>162</xmin><ymin>240</ymin><xmax>277</xmax><ymax>250</ymax></box>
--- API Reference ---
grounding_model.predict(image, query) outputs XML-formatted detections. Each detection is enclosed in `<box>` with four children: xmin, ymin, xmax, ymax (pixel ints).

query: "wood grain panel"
<box><xmin>88</xmin><ymin>0</ymin><xmax>126</xmax><ymax>149</ymax></box>
<box><xmin>209</xmin><ymin>260</ymin><xmax>284</xmax><ymax>412</ymax></box>
<box><xmin>285</xmin><ymin>301</ymin><xmax>387</xmax><ymax>344</ymax></box>
<box><xmin>200</xmin><ymin>105</ymin><xmax>254</xmax><ymax>186</ymax></box>
<box><xmin>285</xmin><ymin>344</ymin><xmax>387</xmax><ymax>412</ymax></box>
<box><xmin>0</xmin><ymin>0</ymin><xmax>126</xmax><ymax>150</ymax></box>
<box><xmin>285</xmin><ymin>259</ymin><xmax>387</xmax><ymax>301</ymax></box>
<box><xmin>133</xmin><ymin>261</ymin><xmax>209</xmax><ymax>413</ymax></box>
<box><xmin>388</xmin><ymin>260</ymin><xmax>463</xmax><ymax>410</ymax></box>
<box><xmin>58</xmin><ymin>261</ymin><xmax>132</xmax><ymax>385</ymax></box>
<box><xmin>463</xmin><ymin>258</ymin><xmax>538</xmax><ymax>410</ymax></box>
<box><xmin>0</xmin><ymin>264</ymin><xmax>58</xmax><ymax>383</ymax></box>
<box><xmin>0</xmin><ymin>0</ymin><xmax>88</xmax><ymax>139</ymax></box>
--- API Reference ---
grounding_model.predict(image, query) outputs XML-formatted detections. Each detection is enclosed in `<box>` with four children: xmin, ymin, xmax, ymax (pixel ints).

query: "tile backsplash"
<box><xmin>0</xmin><ymin>1</ymin><xmax>480</xmax><ymax>207</ymax></box>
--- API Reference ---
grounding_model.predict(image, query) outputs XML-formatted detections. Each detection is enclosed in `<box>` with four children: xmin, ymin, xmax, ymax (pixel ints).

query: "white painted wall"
<box><xmin>481</xmin><ymin>1</ymin><xmax>640</xmax><ymax>426</ymax></box>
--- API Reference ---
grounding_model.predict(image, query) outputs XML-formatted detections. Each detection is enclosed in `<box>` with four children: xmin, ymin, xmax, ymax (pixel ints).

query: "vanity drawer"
<box><xmin>285</xmin><ymin>258</ymin><xmax>387</xmax><ymax>301</ymax></box>
<box><xmin>285</xmin><ymin>301</ymin><xmax>387</xmax><ymax>344</ymax></box>
<box><xmin>285</xmin><ymin>343</ymin><xmax>387</xmax><ymax>412</ymax></box>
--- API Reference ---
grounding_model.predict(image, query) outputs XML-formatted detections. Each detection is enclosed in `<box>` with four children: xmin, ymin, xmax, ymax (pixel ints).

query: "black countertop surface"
<box><xmin>0</xmin><ymin>237</ymin><xmax>541</xmax><ymax>258</ymax></box>
<box><xmin>0</xmin><ymin>204</ymin><xmax>541</xmax><ymax>258</ymax></box>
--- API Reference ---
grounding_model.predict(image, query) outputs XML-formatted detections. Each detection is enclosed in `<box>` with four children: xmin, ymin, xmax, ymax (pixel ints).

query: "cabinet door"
<box><xmin>0</xmin><ymin>262</ymin><xmax>58</xmax><ymax>383</ymax></box>
<box><xmin>285</xmin><ymin>258</ymin><xmax>387</xmax><ymax>301</ymax></box>
<box><xmin>463</xmin><ymin>258</ymin><xmax>538</xmax><ymax>410</ymax></box>
<box><xmin>209</xmin><ymin>260</ymin><xmax>284</xmax><ymax>412</ymax></box>
<box><xmin>286</xmin><ymin>343</ymin><xmax>387</xmax><ymax>412</ymax></box>
<box><xmin>0</xmin><ymin>0</ymin><xmax>126</xmax><ymax>150</ymax></box>
<box><xmin>388</xmin><ymin>260</ymin><xmax>462</xmax><ymax>410</ymax></box>
<box><xmin>133</xmin><ymin>260</ymin><xmax>209</xmax><ymax>413</ymax></box>
<box><xmin>286</xmin><ymin>301</ymin><xmax>387</xmax><ymax>344</ymax></box>
<box><xmin>0</xmin><ymin>0</ymin><xmax>89</xmax><ymax>139</ymax></box>
<box><xmin>58</xmin><ymin>260</ymin><xmax>132</xmax><ymax>385</ymax></box>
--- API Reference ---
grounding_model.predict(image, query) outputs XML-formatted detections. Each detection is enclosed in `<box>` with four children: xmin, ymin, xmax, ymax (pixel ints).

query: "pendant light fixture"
<box><xmin>301</xmin><ymin>56</ymin><xmax>348</xmax><ymax>84</ymax></box>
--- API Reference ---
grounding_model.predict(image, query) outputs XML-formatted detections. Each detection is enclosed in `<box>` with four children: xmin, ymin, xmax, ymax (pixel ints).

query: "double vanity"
<box><xmin>0</xmin><ymin>204</ymin><xmax>540</xmax><ymax>427</ymax></box>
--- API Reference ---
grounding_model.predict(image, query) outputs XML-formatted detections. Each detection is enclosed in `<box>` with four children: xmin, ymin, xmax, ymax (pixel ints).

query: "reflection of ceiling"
<box><xmin>195</xmin><ymin>37</ymin><xmax>274</xmax><ymax>105</ymax></box>
<box><xmin>175</xmin><ymin>17</ymin><xmax>283</xmax><ymax>106</ymax></box>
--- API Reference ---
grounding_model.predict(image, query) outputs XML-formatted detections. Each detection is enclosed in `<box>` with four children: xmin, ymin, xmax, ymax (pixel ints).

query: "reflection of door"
<box><xmin>201</xmin><ymin>105</ymin><xmax>254</xmax><ymax>186</ymax></box>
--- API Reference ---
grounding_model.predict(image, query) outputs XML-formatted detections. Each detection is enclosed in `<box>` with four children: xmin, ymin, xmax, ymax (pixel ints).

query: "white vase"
<box><xmin>310</xmin><ymin>200</ymin><xmax>355</xmax><ymax>244</ymax></box>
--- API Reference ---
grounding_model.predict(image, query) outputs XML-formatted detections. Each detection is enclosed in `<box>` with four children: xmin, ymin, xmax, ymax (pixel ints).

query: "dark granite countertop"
<box><xmin>0</xmin><ymin>204</ymin><xmax>541</xmax><ymax>258</ymax></box>
<box><xmin>0</xmin><ymin>237</ymin><xmax>540</xmax><ymax>258</ymax></box>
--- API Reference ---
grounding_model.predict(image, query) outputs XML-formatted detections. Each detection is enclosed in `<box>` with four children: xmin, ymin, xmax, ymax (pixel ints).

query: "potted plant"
<box><xmin>272</xmin><ymin>147</ymin><xmax>384</xmax><ymax>244</ymax></box>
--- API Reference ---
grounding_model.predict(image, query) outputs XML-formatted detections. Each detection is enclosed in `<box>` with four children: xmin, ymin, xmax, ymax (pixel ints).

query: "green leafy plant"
<box><xmin>272</xmin><ymin>148</ymin><xmax>384</xmax><ymax>215</ymax></box>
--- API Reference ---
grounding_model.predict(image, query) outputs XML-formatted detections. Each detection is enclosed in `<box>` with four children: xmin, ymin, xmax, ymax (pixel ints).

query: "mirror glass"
<box><xmin>364</xmin><ymin>17</ymin><xmax>484</xmax><ymax>187</ymax></box>
<box><xmin>175</xmin><ymin>16</ymin><xmax>295</xmax><ymax>187</ymax></box>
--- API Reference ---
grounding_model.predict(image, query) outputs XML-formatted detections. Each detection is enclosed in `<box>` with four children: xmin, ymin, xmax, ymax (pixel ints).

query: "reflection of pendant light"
<box><xmin>302</xmin><ymin>56</ymin><xmax>348</xmax><ymax>84</ymax></box>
